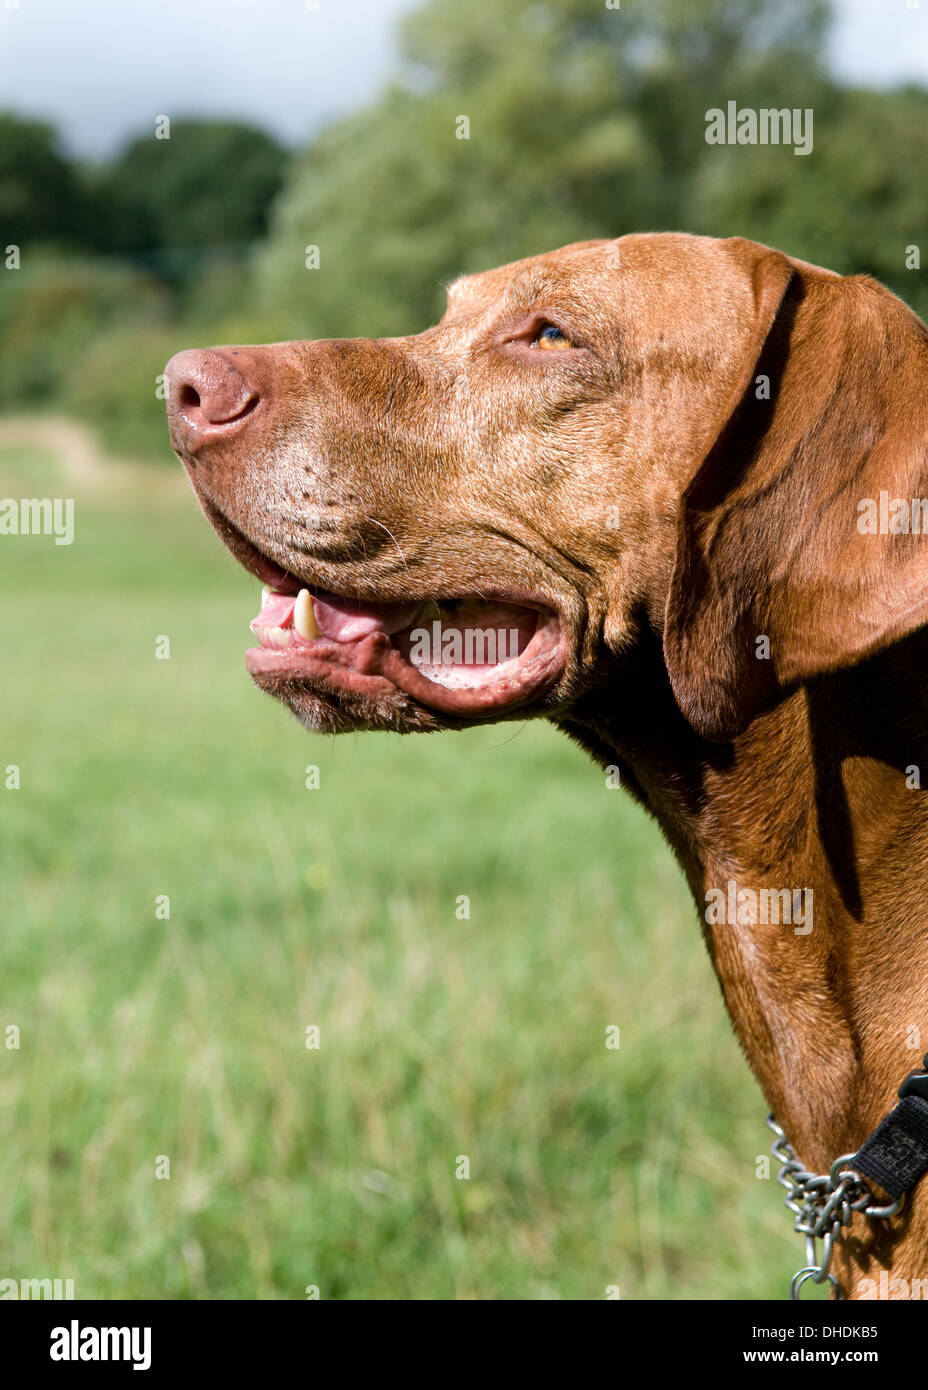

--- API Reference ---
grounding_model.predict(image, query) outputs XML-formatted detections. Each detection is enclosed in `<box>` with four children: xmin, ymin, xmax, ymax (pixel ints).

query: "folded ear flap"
<box><xmin>664</xmin><ymin>243</ymin><xmax>928</xmax><ymax>742</ymax></box>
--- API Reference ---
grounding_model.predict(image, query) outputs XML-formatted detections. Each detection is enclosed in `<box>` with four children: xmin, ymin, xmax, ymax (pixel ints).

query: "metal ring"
<box><xmin>829</xmin><ymin>1154</ymin><xmax>860</xmax><ymax>1185</ymax></box>
<box><xmin>819</xmin><ymin>1181</ymin><xmax>849</xmax><ymax>1228</ymax></box>
<box><xmin>864</xmin><ymin>1193</ymin><xmax>905</xmax><ymax>1219</ymax></box>
<box><xmin>791</xmin><ymin>1267</ymin><xmax>843</xmax><ymax>1300</ymax></box>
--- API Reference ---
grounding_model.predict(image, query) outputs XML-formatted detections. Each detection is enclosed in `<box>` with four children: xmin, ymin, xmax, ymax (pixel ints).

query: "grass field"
<box><xmin>0</xmin><ymin>421</ymin><xmax>803</xmax><ymax>1299</ymax></box>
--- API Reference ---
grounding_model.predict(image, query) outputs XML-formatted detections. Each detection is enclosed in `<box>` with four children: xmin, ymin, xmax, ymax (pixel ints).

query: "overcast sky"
<box><xmin>0</xmin><ymin>0</ymin><xmax>925</xmax><ymax>158</ymax></box>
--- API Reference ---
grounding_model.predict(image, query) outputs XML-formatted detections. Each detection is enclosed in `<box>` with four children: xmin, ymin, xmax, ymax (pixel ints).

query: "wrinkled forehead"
<box><xmin>437</xmin><ymin>233</ymin><xmax>759</xmax><ymax>361</ymax></box>
<box><xmin>442</xmin><ymin>240</ymin><xmax>615</xmax><ymax>325</ymax></box>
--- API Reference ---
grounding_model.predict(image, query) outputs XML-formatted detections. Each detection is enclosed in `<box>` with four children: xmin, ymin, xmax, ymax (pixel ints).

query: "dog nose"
<box><xmin>164</xmin><ymin>349</ymin><xmax>260</xmax><ymax>453</ymax></box>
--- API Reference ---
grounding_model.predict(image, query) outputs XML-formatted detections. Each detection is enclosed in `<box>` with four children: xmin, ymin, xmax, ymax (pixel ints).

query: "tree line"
<box><xmin>1</xmin><ymin>0</ymin><xmax>925</xmax><ymax>457</ymax></box>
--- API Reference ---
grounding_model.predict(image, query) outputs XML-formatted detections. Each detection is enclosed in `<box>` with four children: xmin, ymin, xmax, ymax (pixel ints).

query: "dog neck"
<box><xmin>559</xmin><ymin>625</ymin><xmax>928</xmax><ymax>1294</ymax></box>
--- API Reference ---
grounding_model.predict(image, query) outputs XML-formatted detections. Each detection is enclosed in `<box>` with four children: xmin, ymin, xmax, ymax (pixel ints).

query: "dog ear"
<box><xmin>664</xmin><ymin>240</ymin><xmax>928</xmax><ymax>742</ymax></box>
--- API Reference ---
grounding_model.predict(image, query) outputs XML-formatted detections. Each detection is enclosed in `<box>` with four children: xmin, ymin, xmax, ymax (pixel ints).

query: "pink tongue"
<box><xmin>312</xmin><ymin>594</ymin><xmax>423</xmax><ymax>642</ymax></box>
<box><xmin>251</xmin><ymin>589</ymin><xmax>423</xmax><ymax>642</ymax></box>
<box><xmin>251</xmin><ymin>592</ymin><xmax>295</xmax><ymax>629</ymax></box>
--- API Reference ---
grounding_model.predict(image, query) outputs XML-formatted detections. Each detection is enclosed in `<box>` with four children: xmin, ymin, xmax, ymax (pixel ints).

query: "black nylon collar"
<box><xmin>852</xmin><ymin>1053</ymin><xmax>928</xmax><ymax>1201</ymax></box>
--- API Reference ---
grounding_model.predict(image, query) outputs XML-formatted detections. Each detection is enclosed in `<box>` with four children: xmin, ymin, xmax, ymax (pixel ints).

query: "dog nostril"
<box><xmin>165</xmin><ymin>347</ymin><xmax>262</xmax><ymax>454</ymax></box>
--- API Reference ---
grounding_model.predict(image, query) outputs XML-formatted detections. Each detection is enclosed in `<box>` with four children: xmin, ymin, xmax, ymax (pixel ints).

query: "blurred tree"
<box><xmin>0</xmin><ymin>252</ymin><xmax>169</xmax><ymax>407</ymax></box>
<box><xmin>4</xmin><ymin>0</ymin><xmax>928</xmax><ymax>459</ymax></box>
<box><xmin>92</xmin><ymin>120</ymin><xmax>289</xmax><ymax>266</ymax></box>
<box><xmin>0</xmin><ymin>113</ymin><xmax>90</xmax><ymax>247</ymax></box>
<box><xmin>691</xmin><ymin>82</ymin><xmax>928</xmax><ymax>318</ymax></box>
<box><xmin>257</xmin><ymin>0</ymin><xmax>832</xmax><ymax>338</ymax></box>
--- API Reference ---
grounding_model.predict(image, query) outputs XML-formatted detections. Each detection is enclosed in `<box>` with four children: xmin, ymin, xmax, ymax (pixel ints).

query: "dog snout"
<box><xmin>165</xmin><ymin>348</ymin><xmax>261</xmax><ymax>454</ymax></box>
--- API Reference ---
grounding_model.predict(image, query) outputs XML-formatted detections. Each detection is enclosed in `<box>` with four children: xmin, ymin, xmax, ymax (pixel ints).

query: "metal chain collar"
<box><xmin>766</xmin><ymin>1115</ymin><xmax>905</xmax><ymax>1299</ymax></box>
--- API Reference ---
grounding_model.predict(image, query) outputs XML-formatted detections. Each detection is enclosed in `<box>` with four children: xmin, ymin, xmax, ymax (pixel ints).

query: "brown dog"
<box><xmin>165</xmin><ymin>233</ymin><xmax>928</xmax><ymax>1297</ymax></box>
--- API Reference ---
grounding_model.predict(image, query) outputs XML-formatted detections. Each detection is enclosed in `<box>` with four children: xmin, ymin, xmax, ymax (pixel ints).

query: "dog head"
<box><xmin>165</xmin><ymin>233</ymin><xmax>928</xmax><ymax>740</ymax></box>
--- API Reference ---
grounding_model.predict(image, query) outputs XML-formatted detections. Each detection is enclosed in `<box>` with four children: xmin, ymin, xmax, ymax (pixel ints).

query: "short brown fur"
<box><xmin>167</xmin><ymin>233</ymin><xmax>928</xmax><ymax>1295</ymax></box>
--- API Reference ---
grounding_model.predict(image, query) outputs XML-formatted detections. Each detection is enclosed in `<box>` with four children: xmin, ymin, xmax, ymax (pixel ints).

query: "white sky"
<box><xmin>0</xmin><ymin>0</ymin><xmax>925</xmax><ymax>158</ymax></box>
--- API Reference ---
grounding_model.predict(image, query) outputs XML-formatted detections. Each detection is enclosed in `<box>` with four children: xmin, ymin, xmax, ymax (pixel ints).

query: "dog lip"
<box><xmin>245</xmin><ymin>614</ymin><xmax>566</xmax><ymax>718</ymax></box>
<box><xmin>191</xmin><ymin>490</ymin><xmax>569</xmax><ymax>715</ymax></box>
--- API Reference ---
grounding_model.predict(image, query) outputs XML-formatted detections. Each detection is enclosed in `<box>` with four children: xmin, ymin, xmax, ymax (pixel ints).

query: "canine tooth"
<box><xmin>294</xmin><ymin>588</ymin><xmax>320</xmax><ymax>639</ymax></box>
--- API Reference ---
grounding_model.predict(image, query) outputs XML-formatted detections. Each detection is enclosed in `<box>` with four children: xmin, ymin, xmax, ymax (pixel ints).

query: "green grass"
<box><xmin>0</xmin><ymin>429</ymin><xmax>802</xmax><ymax>1299</ymax></box>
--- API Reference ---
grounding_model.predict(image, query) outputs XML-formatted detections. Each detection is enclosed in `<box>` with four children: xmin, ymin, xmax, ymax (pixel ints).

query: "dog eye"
<box><xmin>533</xmin><ymin>322</ymin><xmax>574</xmax><ymax>350</ymax></box>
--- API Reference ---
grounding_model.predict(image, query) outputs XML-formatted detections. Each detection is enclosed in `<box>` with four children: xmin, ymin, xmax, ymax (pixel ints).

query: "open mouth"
<box><xmin>246</xmin><ymin>583</ymin><xmax>564</xmax><ymax>716</ymax></box>
<box><xmin>190</xmin><ymin>495</ymin><xmax>565</xmax><ymax>718</ymax></box>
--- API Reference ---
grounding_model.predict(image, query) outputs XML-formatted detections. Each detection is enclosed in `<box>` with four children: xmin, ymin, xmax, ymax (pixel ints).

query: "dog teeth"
<box><xmin>294</xmin><ymin>587</ymin><xmax>320</xmax><ymax>639</ymax></box>
<box><xmin>265</xmin><ymin>626</ymin><xmax>291</xmax><ymax>648</ymax></box>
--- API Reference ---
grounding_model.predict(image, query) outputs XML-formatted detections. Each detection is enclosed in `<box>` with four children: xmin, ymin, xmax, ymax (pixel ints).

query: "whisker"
<box><xmin>364</xmin><ymin>517</ymin><xmax>409</xmax><ymax>571</ymax></box>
